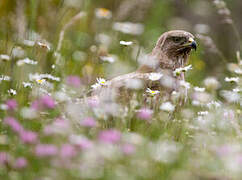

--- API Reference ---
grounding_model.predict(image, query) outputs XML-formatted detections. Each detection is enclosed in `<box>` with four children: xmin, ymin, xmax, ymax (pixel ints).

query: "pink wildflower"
<box><xmin>4</xmin><ymin>117</ymin><xmax>24</xmax><ymax>134</ymax></box>
<box><xmin>98</xmin><ymin>129</ymin><xmax>121</xmax><ymax>144</ymax></box>
<box><xmin>35</xmin><ymin>144</ymin><xmax>58</xmax><ymax>157</ymax></box>
<box><xmin>81</xmin><ymin>117</ymin><xmax>97</xmax><ymax>127</ymax></box>
<box><xmin>20</xmin><ymin>131</ymin><xmax>38</xmax><ymax>144</ymax></box>
<box><xmin>137</xmin><ymin>108</ymin><xmax>153</xmax><ymax>120</ymax></box>
<box><xmin>0</xmin><ymin>152</ymin><xmax>9</xmax><ymax>165</ymax></box>
<box><xmin>60</xmin><ymin>144</ymin><xmax>77</xmax><ymax>158</ymax></box>
<box><xmin>66</xmin><ymin>76</ymin><xmax>81</xmax><ymax>88</ymax></box>
<box><xmin>40</xmin><ymin>95</ymin><xmax>55</xmax><ymax>109</ymax></box>
<box><xmin>6</xmin><ymin>99</ymin><xmax>18</xmax><ymax>110</ymax></box>
<box><xmin>14</xmin><ymin>157</ymin><xmax>28</xmax><ymax>169</ymax></box>
<box><xmin>87</xmin><ymin>97</ymin><xmax>99</xmax><ymax>108</ymax></box>
<box><xmin>122</xmin><ymin>144</ymin><xmax>136</xmax><ymax>155</ymax></box>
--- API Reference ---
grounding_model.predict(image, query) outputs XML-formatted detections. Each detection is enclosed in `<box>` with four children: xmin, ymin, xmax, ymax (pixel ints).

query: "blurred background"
<box><xmin>0</xmin><ymin>0</ymin><xmax>241</xmax><ymax>89</ymax></box>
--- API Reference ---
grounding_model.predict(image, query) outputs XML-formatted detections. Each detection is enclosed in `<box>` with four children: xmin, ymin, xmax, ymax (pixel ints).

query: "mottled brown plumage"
<box><xmin>91</xmin><ymin>30</ymin><xmax>197</xmax><ymax>103</ymax></box>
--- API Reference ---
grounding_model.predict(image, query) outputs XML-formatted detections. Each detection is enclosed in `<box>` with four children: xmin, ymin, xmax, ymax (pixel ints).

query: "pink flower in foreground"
<box><xmin>137</xmin><ymin>108</ymin><xmax>153</xmax><ymax>120</ymax></box>
<box><xmin>60</xmin><ymin>144</ymin><xmax>77</xmax><ymax>158</ymax></box>
<box><xmin>4</xmin><ymin>117</ymin><xmax>24</xmax><ymax>134</ymax></box>
<box><xmin>87</xmin><ymin>97</ymin><xmax>99</xmax><ymax>108</ymax></box>
<box><xmin>66</xmin><ymin>76</ymin><xmax>81</xmax><ymax>88</ymax></box>
<box><xmin>81</xmin><ymin>117</ymin><xmax>97</xmax><ymax>127</ymax></box>
<box><xmin>14</xmin><ymin>157</ymin><xmax>28</xmax><ymax>169</ymax></box>
<box><xmin>98</xmin><ymin>129</ymin><xmax>121</xmax><ymax>144</ymax></box>
<box><xmin>0</xmin><ymin>152</ymin><xmax>9</xmax><ymax>165</ymax></box>
<box><xmin>35</xmin><ymin>144</ymin><xmax>58</xmax><ymax>157</ymax></box>
<box><xmin>40</xmin><ymin>95</ymin><xmax>55</xmax><ymax>109</ymax></box>
<box><xmin>6</xmin><ymin>99</ymin><xmax>18</xmax><ymax>110</ymax></box>
<box><xmin>31</xmin><ymin>100</ymin><xmax>40</xmax><ymax>110</ymax></box>
<box><xmin>122</xmin><ymin>144</ymin><xmax>136</xmax><ymax>155</ymax></box>
<box><xmin>20</xmin><ymin>131</ymin><xmax>38</xmax><ymax>144</ymax></box>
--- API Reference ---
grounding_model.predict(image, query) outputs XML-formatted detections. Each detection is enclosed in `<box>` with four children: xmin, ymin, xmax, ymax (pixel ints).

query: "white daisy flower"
<box><xmin>96</xmin><ymin>78</ymin><xmax>107</xmax><ymax>86</ymax></box>
<box><xmin>146</xmin><ymin>88</ymin><xmax>160</xmax><ymax>96</ymax></box>
<box><xmin>225</xmin><ymin>77</ymin><xmax>239</xmax><ymax>83</ymax></box>
<box><xmin>17</xmin><ymin>57</ymin><xmax>38</xmax><ymax>66</ymax></box>
<box><xmin>8</xmin><ymin>89</ymin><xmax>17</xmax><ymax>95</ymax></box>
<box><xmin>148</xmin><ymin>73</ymin><xmax>163</xmax><ymax>81</ymax></box>
<box><xmin>120</xmin><ymin>40</ymin><xmax>133</xmax><ymax>46</ymax></box>
<box><xmin>91</xmin><ymin>83</ymin><xmax>101</xmax><ymax>90</ymax></box>
<box><xmin>22</xmin><ymin>82</ymin><xmax>33</xmax><ymax>88</ymax></box>
<box><xmin>173</xmin><ymin>65</ymin><xmax>192</xmax><ymax>76</ymax></box>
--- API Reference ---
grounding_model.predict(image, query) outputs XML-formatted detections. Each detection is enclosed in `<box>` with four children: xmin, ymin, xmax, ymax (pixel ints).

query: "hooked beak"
<box><xmin>183</xmin><ymin>37</ymin><xmax>197</xmax><ymax>51</ymax></box>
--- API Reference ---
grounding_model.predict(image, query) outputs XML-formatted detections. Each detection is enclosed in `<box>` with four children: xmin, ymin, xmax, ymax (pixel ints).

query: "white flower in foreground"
<box><xmin>207</xmin><ymin>101</ymin><xmax>221</xmax><ymax>109</ymax></box>
<box><xmin>17</xmin><ymin>57</ymin><xmax>38</xmax><ymax>66</ymax></box>
<box><xmin>22</xmin><ymin>40</ymin><xmax>35</xmax><ymax>47</ymax></box>
<box><xmin>173</xmin><ymin>65</ymin><xmax>192</xmax><ymax>76</ymax></box>
<box><xmin>120</xmin><ymin>40</ymin><xmax>133</xmax><ymax>46</ymax></box>
<box><xmin>197</xmin><ymin>111</ymin><xmax>208</xmax><ymax>116</ymax></box>
<box><xmin>113</xmin><ymin>22</ymin><xmax>144</xmax><ymax>35</ymax></box>
<box><xmin>148</xmin><ymin>72</ymin><xmax>163</xmax><ymax>81</ymax></box>
<box><xmin>0</xmin><ymin>75</ymin><xmax>11</xmax><ymax>82</ymax></box>
<box><xmin>36</xmin><ymin>78</ymin><xmax>46</xmax><ymax>85</ymax></box>
<box><xmin>160</xmin><ymin>102</ymin><xmax>175</xmax><ymax>112</ymax></box>
<box><xmin>8</xmin><ymin>89</ymin><xmax>17</xmax><ymax>95</ymax></box>
<box><xmin>146</xmin><ymin>88</ymin><xmax>160</xmax><ymax>96</ymax></box>
<box><xmin>179</xmin><ymin>81</ymin><xmax>190</xmax><ymax>89</ymax></box>
<box><xmin>91</xmin><ymin>83</ymin><xmax>101</xmax><ymax>90</ymax></box>
<box><xmin>233</xmin><ymin>88</ymin><xmax>241</xmax><ymax>92</ymax></box>
<box><xmin>204</xmin><ymin>77</ymin><xmax>220</xmax><ymax>90</ymax></box>
<box><xmin>20</xmin><ymin>107</ymin><xmax>38</xmax><ymax>119</ymax></box>
<box><xmin>235</xmin><ymin>68</ymin><xmax>242</xmax><ymax>75</ymax></box>
<box><xmin>194</xmin><ymin>86</ymin><xmax>205</xmax><ymax>92</ymax></box>
<box><xmin>29</xmin><ymin>73</ymin><xmax>60</xmax><ymax>82</ymax></box>
<box><xmin>225</xmin><ymin>77</ymin><xmax>239</xmax><ymax>83</ymax></box>
<box><xmin>37</xmin><ymin>42</ymin><xmax>51</xmax><ymax>51</ymax></box>
<box><xmin>97</xmin><ymin>78</ymin><xmax>107</xmax><ymax>86</ymax></box>
<box><xmin>95</xmin><ymin>8</ymin><xmax>112</xmax><ymax>19</ymax></box>
<box><xmin>100</xmin><ymin>56</ymin><xmax>116</xmax><ymax>63</ymax></box>
<box><xmin>0</xmin><ymin>54</ymin><xmax>10</xmax><ymax>61</ymax></box>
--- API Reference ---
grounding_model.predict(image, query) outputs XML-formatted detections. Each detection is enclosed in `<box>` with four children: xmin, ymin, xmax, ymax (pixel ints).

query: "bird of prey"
<box><xmin>90</xmin><ymin>30</ymin><xmax>197</xmax><ymax>105</ymax></box>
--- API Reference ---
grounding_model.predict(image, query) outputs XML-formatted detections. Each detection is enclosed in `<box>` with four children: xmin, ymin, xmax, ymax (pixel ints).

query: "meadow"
<box><xmin>0</xmin><ymin>0</ymin><xmax>242</xmax><ymax>179</ymax></box>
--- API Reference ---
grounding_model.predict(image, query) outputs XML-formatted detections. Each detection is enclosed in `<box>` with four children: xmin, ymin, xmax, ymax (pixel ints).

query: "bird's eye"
<box><xmin>172</xmin><ymin>37</ymin><xmax>182</xmax><ymax>43</ymax></box>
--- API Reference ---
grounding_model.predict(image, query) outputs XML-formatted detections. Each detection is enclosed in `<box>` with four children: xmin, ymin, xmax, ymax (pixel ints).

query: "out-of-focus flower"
<box><xmin>192</xmin><ymin>92</ymin><xmax>212</xmax><ymax>104</ymax></box>
<box><xmin>204</xmin><ymin>77</ymin><xmax>220</xmax><ymax>90</ymax></box>
<box><xmin>194</xmin><ymin>86</ymin><xmax>205</xmax><ymax>92</ymax></box>
<box><xmin>125</xmin><ymin>78</ymin><xmax>143</xmax><ymax>90</ymax></box>
<box><xmin>6</xmin><ymin>99</ymin><xmax>18</xmax><ymax>110</ymax></box>
<box><xmin>137</xmin><ymin>108</ymin><xmax>153</xmax><ymax>120</ymax></box>
<box><xmin>69</xmin><ymin>135</ymin><xmax>93</xmax><ymax>150</ymax></box>
<box><xmin>36</xmin><ymin>42</ymin><xmax>51</xmax><ymax>51</ymax></box>
<box><xmin>179</xmin><ymin>81</ymin><xmax>190</xmax><ymax>89</ymax></box>
<box><xmin>29</xmin><ymin>73</ymin><xmax>60</xmax><ymax>82</ymax></box>
<box><xmin>43</xmin><ymin>118</ymin><xmax>70</xmax><ymax>135</ymax></box>
<box><xmin>0</xmin><ymin>54</ymin><xmax>10</xmax><ymax>61</ymax></box>
<box><xmin>22</xmin><ymin>39</ymin><xmax>35</xmax><ymax>47</ymax></box>
<box><xmin>100</xmin><ymin>55</ymin><xmax>116</xmax><ymax>63</ymax></box>
<box><xmin>122</xmin><ymin>144</ymin><xmax>136</xmax><ymax>155</ymax></box>
<box><xmin>60</xmin><ymin>144</ymin><xmax>77</xmax><ymax>158</ymax></box>
<box><xmin>148</xmin><ymin>72</ymin><xmax>163</xmax><ymax>81</ymax></box>
<box><xmin>99</xmin><ymin>129</ymin><xmax>121</xmax><ymax>144</ymax></box>
<box><xmin>87</xmin><ymin>97</ymin><xmax>100</xmax><ymax>108</ymax></box>
<box><xmin>8</xmin><ymin>89</ymin><xmax>17</xmax><ymax>95</ymax></box>
<box><xmin>120</xmin><ymin>40</ymin><xmax>133</xmax><ymax>46</ymax></box>
<box><xmin>113</xmin><ymin>22</ymin><xmax>144</xmax><ymax>35</ymax></box>
<box><xmin>40</xmin><ymin>95</ymin><xmax>55</xmax><ymax>109</ymax></box>
<box><xmin>66</xmin><ymin>75</ymin><xmax>81</xmax><ymax>88</ymax></box>
<box><xmin>95</xmin><ymin>33</ymin><xmax>111</xmax><ymax>47</ymax></box>
<box><xmin>220</xmin><ymin>90</ymin><xmax>240</xmax><ymax>103</ymax></box>
<box><xmin>207</xmin><ymin>101</ymin><xmax>221</xmax><ymax>109</ymax></box>
<box><xmin>173</xmin><ymin>65</ymin><xmax>192</xmax><ymax>76</ymax></box>
<box><xmin>146</xmin><ymin>88</ymin><xmax>160</xmax><ymax>96</ymax></box>
<box><xmin>14</xmin><ymin>157</ymin><xmax>28</xmax><ymax>169</ymax></box>
<box><xmin>81</xmin><ymin>117</ymin><xmax>97</xmax><ymax>128</ymax></box>
<box><xmin>22</xmin><ymin>82</ymin><xmax>33</xmax><ymax>88</ymax></box>
<box><xmin>0</xmin><ymin>152</ymin><xmax>10</xmax><ymax>165</ymax></box>
<box><xmin>4</xmin><ymin>117</ymin><xmax>24</xmax><ymax>134</ymax></box>
<box><xmin>160</xmin><ymin>102</ymin><xmax>175</xmax><ymax>112</ymax></box>
<box><xmin>234</xmin><ymin>68</ymin><xmax>242</xmax><ymax>75</ymax></box>
<box><xmin>35</xmin><ymin>144</ymin><xmax>58</xmax><ymax>157</ymax></box>
<box><xmin>17</xmin><ymin>58</ymin><xmax>38</xmax><ymax>66</ymax></box>
<box><xmin>197</xmin><ymin>111</ymin><xmax>209</xmax><ymax>116</ymax></box>
<box><xmin>12</xmin><ymin>46</ymin><xmax>25</xmax><ymax>59</ymax></box>
<box><xmin>225</xmin><ymin>77</ymin><xmax>239</xmax><ymax>83</ymax></box>
<box><xmin>20</xmin><ymin>131</ymin><xmax>38</xmax><ymax>144</ymax></box>
<box><xmin>95</xmin><ymin>8</ymin><xmax>112</xmax><ymax>19</ymax></box>
<box><xmin>0</xmin><ymin>75</ymin><xmax>11</xmax><ymax>82</ymax></box>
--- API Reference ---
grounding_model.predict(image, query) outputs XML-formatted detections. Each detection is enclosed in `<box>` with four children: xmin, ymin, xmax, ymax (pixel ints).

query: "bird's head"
<box><xmin>152</xmin><ymin>30</ymin><xmax>197</xmax><ymax>70</ymax></box>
